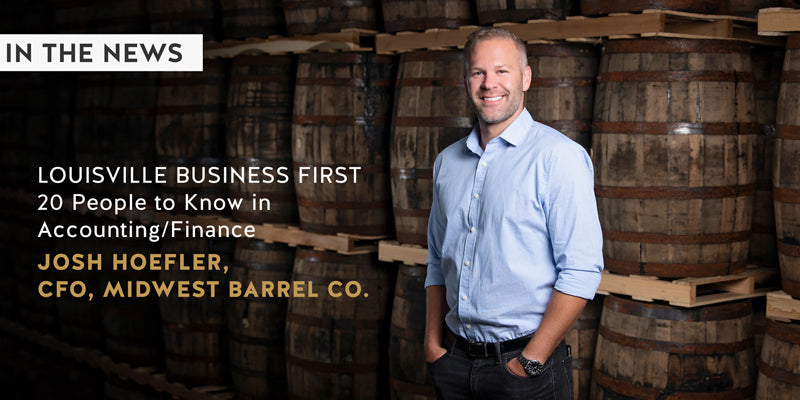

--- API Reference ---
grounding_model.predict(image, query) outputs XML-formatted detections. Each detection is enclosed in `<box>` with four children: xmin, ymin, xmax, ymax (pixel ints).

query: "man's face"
<box><xmin>465</xmin><ymin>37</ymin><xmax>531</xmax><ymax>126</ymax></box>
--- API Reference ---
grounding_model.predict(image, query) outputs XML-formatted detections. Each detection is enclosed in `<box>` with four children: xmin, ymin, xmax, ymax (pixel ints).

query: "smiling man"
<box><xmin>423</xmin><ymin>27</ymin><xmax>604</xmax><ymax>399</ymax></box>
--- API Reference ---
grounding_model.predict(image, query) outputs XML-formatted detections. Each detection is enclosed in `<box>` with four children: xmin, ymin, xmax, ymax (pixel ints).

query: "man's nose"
<box><xmin>481</xmin><ymin>72</ymin><xmax>498</xmax><ymax>89</ymax></box>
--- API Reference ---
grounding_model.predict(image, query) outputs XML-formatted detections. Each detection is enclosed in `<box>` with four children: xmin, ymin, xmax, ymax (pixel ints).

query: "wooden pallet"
<box><xmin>204</xmin><ymin>29</ymin><xmax>376</xmax><ymax>58</ymax></box>
<box><xmin>766</xmin><ymin>290</ymin><xmax>800</xmax><ymax>322</ymax></box>
<box><xmin>376</xmin><ymin>9</ymin><xmax>778</xmax><ymax>53</ymax></box>
<box><xmin>0</xmin><ymin>318</ymin><xmax>232</xmax><ymax>400</ymax></box>
<box><xmin>597</xmin><ymin>267</ymin><xmax>779</xmax><ymax>307</ymax></box>
<box><xmin>378</xmin><ymin>240</ymin><xmax>428</xmax><ymax>265</ymax></box>
<box><xmin>758</xmin><ymin>7</ymin><xmax>800</xmax><ymax>35</ymax></box>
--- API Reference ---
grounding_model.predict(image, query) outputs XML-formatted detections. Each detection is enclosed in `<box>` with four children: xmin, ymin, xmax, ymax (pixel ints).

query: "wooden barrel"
<box><xmin>381</xmin><ymin>0</ymin><xmax>472</xmax><ymax>32</ymax></box>
<box><xmin>592</xmin><ymin>295</ymin><xmax>756</xmax><ymax>399</ymax></box>
<box><xmin>281</xmin><ymin>0</ymin><xmax>379</xmax><ymax>36</ymax></box>
<box><xmin>292</xmin><ymin>53</ymin><xmax>395</xmax><ymax>236</ymax></box>
<box><xmin>73</xmin><ymin>72</ymin><xmax>159</xmax><ymax>199</ymax></box>
<box><xmin>389</xmin><ymin>265</ymin><xmax>435</xmax><ymax>400</ymax></box>
<box><xmin>160</xmin><ymin>237</ymin><xmax>233</xmax><ymax>387</ymax></box>
<box><xmin>92</xmin><ymin>0</ymin><xmax>150</xmax><ymax>33</ymax></box>
<box><xmin>565</xmin><ymin>296</ymin><xmax>603</xmax><ymax>400</ymax></box>
<box><xmin>775</xmin><ymin>34</ymin><xmax>800</xmax><ymax>298</ymax></box>
<box><xmin>756</xmin><ymin>319</ymin><xmax>800</xmax><ymax>399</ymax></box>
<box><xmin>580</xmin><ymin>0</ymin><xmax>727</xmax><ymax>15</ymax></box>
<box><xmin>227</xmin><ymin>55</ymin><xmax>298</xmax><ymax>225</ymax></box>
<box><xmin>156</xmin><ymin>59</ymin><xmax>229</xmax><ymax>215</ymax></box>
<box><xmin>593</xmin><ymin>38</ymin><xmax>756</xmax><ymax>278</ymax></box>
<box><xmin>286</xmin><ymin>248</ymin><xmax>395</xmax><ymax>399</ymax></box>
<box><xmin>727</xmin><ymin>0</ymin><xmax>782</xmax><ymax>17</ymax></box>
<box><xmin>221</xmin><ymin>0</ymin><xmax>286</xmax><ymax>38</ymax></box>
<box><xmin>750</xmin><ymin>47</ymin><xmax>783</xmax><ymax>267</ymax></box>
<box><xmin>100</xmin><ymin>235</ymin><xmax>164</xmax><ymax>367</ymax></box>
<box><xmin>228</xmin><ymin>239</ymin><xmax>294</xmax><ymax>400</ymax></box>
<box><xmin>476</xmin><ymin>0</ymin><xmax>574</xmax><ymax>24</ymax></box>
<box><xmin>147</xmin><ymin>0</ymin><xmax>221</xmax><ymax>40</ymax></box>
<box><xmin>391</xmin><ymin>50</ymin><xmax>473</xmax><ymax>246</ymax></box>
<box><xmin>524</xmin><ymin>42</ymin><xmax>597</xmax><ymax>151</ymax></box>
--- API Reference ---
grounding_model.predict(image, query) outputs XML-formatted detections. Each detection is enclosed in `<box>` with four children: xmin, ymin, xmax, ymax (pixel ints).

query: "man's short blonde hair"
<box><xmin>463</xmin><ymin>27</ymin><xmax>528</xmax><ymax>77</ymax></box>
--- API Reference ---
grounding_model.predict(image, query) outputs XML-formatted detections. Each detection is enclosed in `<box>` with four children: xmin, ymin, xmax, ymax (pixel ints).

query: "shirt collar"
<box><xmin>465</xmin><ymin>108</ymin><xmax>534</xmax><ymax>155</ymax></box>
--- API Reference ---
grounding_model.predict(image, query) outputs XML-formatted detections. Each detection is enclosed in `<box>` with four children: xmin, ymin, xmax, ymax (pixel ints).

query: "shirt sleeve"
<box><xmin>425</xmin><ymin>155</ymin><xmax>445</xmax><ymax>288</ymax></box>
<box><xmin>545</xmin><ymin>143</ymin><xmax>604</xmax><ymax>300</ymax></box>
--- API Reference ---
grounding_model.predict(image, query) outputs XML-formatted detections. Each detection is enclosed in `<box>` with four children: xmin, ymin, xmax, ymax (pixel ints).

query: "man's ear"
<box><xmin>522</xmin><ymin>65</ymin><xmax>532</xmax><ymax>91</ymax></box>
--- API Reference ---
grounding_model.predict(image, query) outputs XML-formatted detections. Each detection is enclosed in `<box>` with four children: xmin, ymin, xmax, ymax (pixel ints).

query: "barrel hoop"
<box><xmin>228</xmin><ymin>331</ymin><xmax>284</xmax><ymax>347</ymax></box>
<box><xmin>603</xmin><ymin>38</ymin><xmax>750</xmax><ymax>54</ymax></box>
<box><xmin>228</xmin><ymin>106</ymin><xmax>292</xmax><ymax>117</ymax></box>
<box><xmin>598</xmin><ymin>325</ymin><xmax>754</xmax><ymax>355</ymax></box>
<box><xmin>73</xmin><ymin>107</ymin><xmax>155</xmax><ymax>115</ymax></box>
<box><xmin>604</xmin><ymin>258</ymin><xmax>747</xmax><ymax>277</ymax></box>
<box><xmin>781</xmin><ymin>278</ymin><xmax>800</xmax><ymax>298</ymax></box>
<box><xmin>392</xmin><ymin>207</ymin><xmax>431</xmax><ymax>218</ymax></box>
<box><xmin>400</xmin><ymin>50</ymin><xmax>462</xmax><ymax>62</ymax></box>
<box><xmin>396</xmin><ymin>233</ymin><xmax>428</xmax><ymax>246</ymax></box>
<box><xmin>286</xmin><ymin>312</ymin><xmax>385</xmax><ymax>331</ymax></box>
<box><xmin>529</xmin><ymin>77</ymin><xmax>595</xmax><ymax>87</ymax></box>
<box><xmin>526</xmin><ymin>44</ymin><xmax>595</xmax><ymax>57</ymax></box>
<box><xmin>604</xmin><ymin>295</ymin><xmax>753</xmax><ymax>321</ymax></box>
<box><xmin>781</xmin><ymin>70</ymin><xmax>800</xmax><ymax>83</ymax></box>
<box><xmin>230</xmin><ymin>74</ymin><xmax>293</xmax><ymax>83</ymax></box>
<box><xmin>164</xmin><ymin>351</ymin><xmax>221</xmax><ymax>363</ymax></box>
<box><xmin>598</xmin><ymin>71</ymin><xmax>752</xmax><ymax>83</ymax></box>
<box><xmin>766</xmin><ymin>318</ymin><xmax>800</xmax><ymax>343</ymax></box>
<box><xmin>296</xmin><ymin>197</ymin><xmax>387</xmax><ymax>210</ymax></box>
<box><xmin>776</xmin><ymin>124</ymin><xmax>800</xmax><ymax>140</ymax></box>
<box><xmin>295</xmin><ymin>77</ymin><xmax>393</xmax><ymax>88</ymax></box>
<box><xmin>393</xmin><ymin>116</ymin><xmax>474</xmax><ymax>128</ymax></box>
<box><xmin>390</xmin><ymin>323</ymin><xmax>423</xmax><ymax>341</ymax></box>
<box><xmin>390</xmin><ymin>168</ymin><xmax>434</xmax><ymax>180</ymax></box>
<box><xmin>292</xmin><ymin>115</ymin><xmax>388</xmax><ymax>126</ymax></box>
<box><xmin>538</xmin><ymin>119</ymin><xmax>592</xmax><ymax>133</ymax></box>
<box><xmin>390</xmin><ymin>378</ymin><xmax>436</xmax><ymax>396</ymax></box>
<box><xmin>774</xmin><ymin>187</ymin><xmax>800</xmax><ymax>203</ymax></box>
<box><xmin>595</xmin><ymin>184</ymin><xmax>755</xmax><ymax>200</ymax></box>
<box><xmin>154</xmin><ymin>104</ymin><xmax>224</xmax><ymax>114</ymax></box>
<box><xmin>398</xmin><ymin>77</ymin><xmax>464</xmax><ymax>87</ymax></box>
<box><xmin>592</xmin><ymin>368</ymin><xmax>756</xmax><ymax>400</ymax></box>
<box><xmin>234</xmin><ymin>260</ymin><xmax>292</xmax><ymax>273</ymax></box>
<box><xmin>162</xmin><ymin>321</ymin><xmax>224</xmax><ymax>332</ymax></box>
<box><xmin>231</xmin><ymin>54</ymin><xmax>292</xmax><ymax>66</ymax></box>
<box><xmin>295</xmin><ymin>248</ymin><xmax>376</xmax><ymax>263</ymax></box>
<box><xmin>602</xmin><ymin>229</ymin><xmax>749</xmax><ymax>245</ymax></box>
<box><xmin>777</xmin><ymin>240</ymin><xmax>800</xmax><ymax>257</ymax></box>
<box><xmin>755</xmin><ymin>179</ymin><xmax>773</xmax><ymax>191</ymax></box>
<box><xmin>285</xmin><ymin>354</ymin><xmax>376</xmax><ymax>374</ymax></box>
<box><xmin>758</xmin><ymin>359</ymin><xmax>800</xmax><ymax>387</ymax></box>
<box><xmin>291</xmin><ymin>161</ymin><xmax>384</xmax><ymax>175</ymax></box>
<box><xmin>592</xmin><ymin>121</ymin><xmax>758</xmax><ymax>135</ymax></box>
<box><xmin>158</xmin><ymin>77</ymin><xmax>224</xmax><ymax>86</ymax></box>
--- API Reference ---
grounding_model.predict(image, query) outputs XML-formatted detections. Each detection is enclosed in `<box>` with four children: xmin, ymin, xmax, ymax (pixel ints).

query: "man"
<box><xmin>423</xmin><ymin>27</ymin><xmax>603</xmax><ymax>399</ymax></box>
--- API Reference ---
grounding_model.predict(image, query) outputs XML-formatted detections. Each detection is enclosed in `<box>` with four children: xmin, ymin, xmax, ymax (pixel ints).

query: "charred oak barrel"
<box><xmin>227</xmin><ymin>239</ymin><xmax>294</xmax><ymax>399</ymax></box>
<box><xmin>292</xmin><ymin>53</ymin><xmax>395</xmax><ymax>236</ymax></box>
<box><xmin>476</xmin><ymin>0</ymin><xmax>574</xmax><ymax>24</ymax></box>
<box><xmin>750</xmin><ymin>46</ymin><xmax>783</xmax><ymax>267</ymax></box>
<box><xmin>525</xmin><ymin>42</ymin><xmax>597</xmax><ymax>151</ymax></box>
<box><xmin>389</xmin><ymin>265</ymin><xmax>435</xmax><ymax>400</ymax></box>
<box><xmin>286</xmin><ymin>249</ymin><xmax>394</xmax><ymax>400</ymax></box>
<box><xmin>756</xmin><ymin>319</ymin><xmax>800</xmax><ymax>399</ymax></box>
<box><xmin>281</xmin><ymin>0</ymin><xmax>379</xmax><ymax>36</ymax></box>
<box><xmin>391</xmin><ymin>50</ymin><xmax>472</xmax><ymax>246</ymax></box>
<box><xmin>566</xmin><ymin>296</ymin><xmax>603</xmax><ymax>400</ymax></box>
<box><xmin>381</xmin><ymin>0</ymin><xmax>472</xmax><ymax>32</ymax></box>
<box><xmin>226</xmin><ymin>54</ymin><xmax>298</xmax><ymax>225</ymax></box>
<box><xmin>593</xmin><ymin>39</ymin><xmax>756</xmax><ymax>278</ymax></box>
<box><xmin>775</xmin><ymin>34</ymin><xmax>800</xmax><ymax>298</ymax></box>
<box><xmin>220</xmin><ymin>0</ymin><xmax>286</xmax><ymax>39</ymax></box>
<box><xmin>592</xmin><ymin>295</ymin><xmax>756</xmax><ymax>399</ymax></box>
<box><xmin>580</xmin><ymin>0</ymin><xmax>727</xmax><ymax>15</ymax></box>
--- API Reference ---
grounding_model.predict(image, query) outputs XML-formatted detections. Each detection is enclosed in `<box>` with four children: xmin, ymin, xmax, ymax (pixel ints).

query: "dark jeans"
<box><xmin>427</xmin><ymin>337</ymin><xmax>573</xmax><ymax>400</ymax></box>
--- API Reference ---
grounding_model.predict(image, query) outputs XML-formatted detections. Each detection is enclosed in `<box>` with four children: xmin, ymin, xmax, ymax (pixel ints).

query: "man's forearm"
<box><xmin>522</xmin><ymin>289</ymin><xmax>588</xmax><ymax>362</ymax></box>
<box><xmin>424</xmin><ymin>285</ymin><xmax>448</xmax><ymax>355</ymax></box>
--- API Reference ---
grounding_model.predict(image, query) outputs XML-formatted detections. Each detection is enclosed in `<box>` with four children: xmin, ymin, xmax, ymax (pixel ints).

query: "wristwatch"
<box><xmin>517</xmin><ymin>354</ymin><xmax>546</xmax><ymax>377</ymax></box>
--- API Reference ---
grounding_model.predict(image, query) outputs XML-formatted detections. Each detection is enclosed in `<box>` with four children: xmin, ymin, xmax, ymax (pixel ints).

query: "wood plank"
<box><xmin>758</xmin><ymin>7</ymin><xmax>800</xmax><ymax>34</ymax></box>
<box><xmin>766</xmin><ymin>290</ymin><xmax>800</xmax><ymax>322</ymax></box>
<box><xmin>378</xmin><ymin>240</ymin><xmax>428</xmax><ymax>265</ymax></box>
<box><xmin>203</xmin><ymin>31</ymin><xmax>368</xmax><ymax>58</ymax></box>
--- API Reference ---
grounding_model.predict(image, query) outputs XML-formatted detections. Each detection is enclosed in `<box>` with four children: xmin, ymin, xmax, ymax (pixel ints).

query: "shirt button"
<box><xmin>462</xmin><ymin>294</ymin><xmax>467</xmax><ymax>300</ymax></box>
<box><xmin>470</xmin><ymin>227</ymin><xmax>476</xmax><ymax>232</ymax></box>
<box><xmin>473</xmin><ymin>193</ymin><xmax>479</xmax><ymax>199</ymax></box>
<box><xmin>464</xmin><ymin>261</ymin><xmax>470</xmax><ymax>266</ymax></box>
<box><xmin>466</xmin><ymin>324</ymin><xmax>472</xmax><ymax>329</ymax></box>
<box><xmin>481</xmin><ymin>162</ymin><xmax>487</xmax><ymax>167</ymax></box>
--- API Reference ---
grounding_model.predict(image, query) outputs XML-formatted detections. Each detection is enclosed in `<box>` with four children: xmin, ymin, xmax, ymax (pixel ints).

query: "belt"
<box><xmin>449</xmin><ymin>331</ymin><xmax>533</xmax><ymax>358</ymax></box>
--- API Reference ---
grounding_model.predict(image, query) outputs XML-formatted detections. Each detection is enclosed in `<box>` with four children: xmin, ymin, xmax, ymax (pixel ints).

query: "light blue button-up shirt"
<box><xmin>425</xmin><ymin>108</ymin><xmax>603</xmax><ymax>343</ymax></box>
